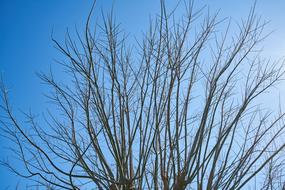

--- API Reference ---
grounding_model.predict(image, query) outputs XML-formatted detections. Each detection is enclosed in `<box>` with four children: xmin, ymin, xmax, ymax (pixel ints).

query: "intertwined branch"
<box><xmin>1</xmin><ymin>1</ymin><xmax>285</xmax><ymax>189</ymax></box>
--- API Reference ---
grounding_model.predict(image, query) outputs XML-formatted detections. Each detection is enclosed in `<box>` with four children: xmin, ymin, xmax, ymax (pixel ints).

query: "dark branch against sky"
<box><xmin>1</xmin><ymin>0</ymin><xmax>285</xmax><ymax>189</ymax></box>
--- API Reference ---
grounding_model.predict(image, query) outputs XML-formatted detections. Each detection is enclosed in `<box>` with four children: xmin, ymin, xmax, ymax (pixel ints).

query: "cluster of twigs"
<box><xmin>1</xmin><ymin>1</ymin><xmax>285</xmax><ymax>189</ymax></box>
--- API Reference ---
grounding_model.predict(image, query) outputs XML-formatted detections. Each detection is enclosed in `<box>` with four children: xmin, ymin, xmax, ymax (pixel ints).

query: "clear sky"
<box><xmin>1</xmin><ymin>0</ymin><xmax>285</xmax><ymax>189</ymax></box>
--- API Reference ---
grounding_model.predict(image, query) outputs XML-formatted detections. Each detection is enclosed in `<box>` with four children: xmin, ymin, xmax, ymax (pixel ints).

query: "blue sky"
<box><xmin>1</xmin><ymin>0</ymin><xmax>285</xmax><ymax>188</ymax></box>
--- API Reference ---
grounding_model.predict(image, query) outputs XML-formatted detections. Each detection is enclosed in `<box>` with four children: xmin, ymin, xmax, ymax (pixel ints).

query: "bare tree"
<box><xmin>1</xmin><ymin>1</ymin><xmax>285</xmax><ymax>189</ymax></box>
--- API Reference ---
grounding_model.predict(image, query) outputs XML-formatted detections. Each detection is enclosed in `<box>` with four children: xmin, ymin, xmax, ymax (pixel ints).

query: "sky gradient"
<box><xmin>1</xmin><ymin>0</ymin><xmax>285</xmax><ymax>188</ymax></box>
